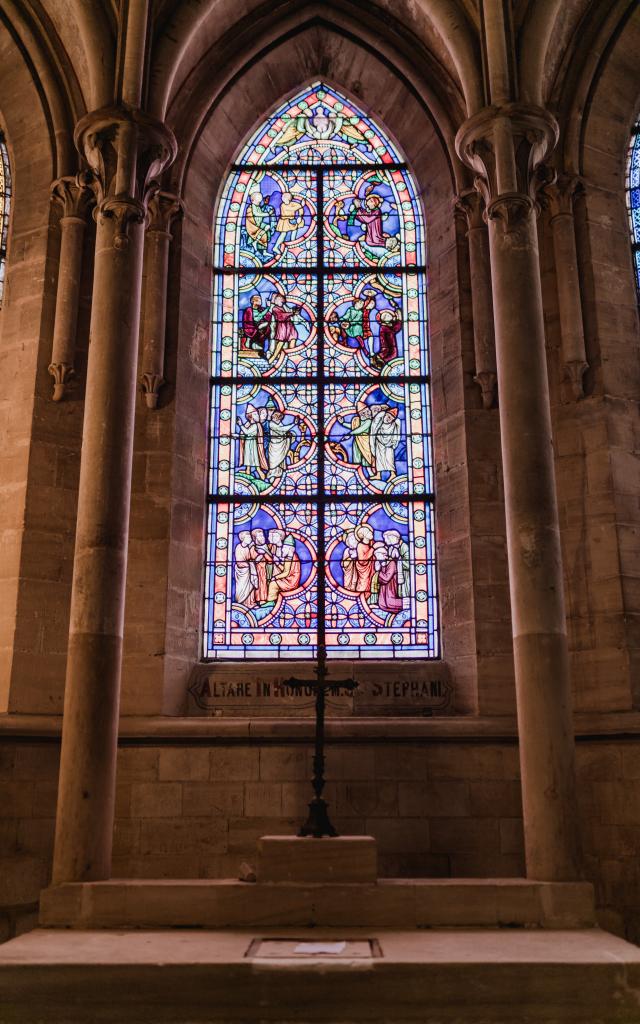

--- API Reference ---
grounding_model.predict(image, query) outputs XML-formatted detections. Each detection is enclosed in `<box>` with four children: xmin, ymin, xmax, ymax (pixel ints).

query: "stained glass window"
<box><xmin>0</xmin><ymin>132</ymin><xmax>11</xmax><ymax>306</ymax></box>
<box><xmin>204</xmin><ymin>84</ymin><xmax>438</xmax><ymax>660</ymax></box>
<box><xmin>626</xmin><ymin>119</ymin><xmax>640</xmax><ymax>300</ymax></box>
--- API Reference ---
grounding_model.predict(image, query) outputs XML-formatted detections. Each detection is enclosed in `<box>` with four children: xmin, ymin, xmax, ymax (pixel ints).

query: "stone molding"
<box><xmin>2</xmin><ymin>710</ymin><xmax>640</xmax><ymax>741</ymax></box>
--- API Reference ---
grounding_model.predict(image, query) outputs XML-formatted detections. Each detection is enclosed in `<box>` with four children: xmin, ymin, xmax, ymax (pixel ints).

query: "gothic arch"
<box><xmin>137</xmin><ymin>28</ymin><xmax>487</xmax><ymax>715</ymax></box>
<box><xmin>149</xmin><ymin>0</ymin><xmax>483</xmax><ymax>126</ymax></box>
<box><xmin>161</xmin><ymin>14</ymin><xmax>469</xmax><ymax>197</ymax></box>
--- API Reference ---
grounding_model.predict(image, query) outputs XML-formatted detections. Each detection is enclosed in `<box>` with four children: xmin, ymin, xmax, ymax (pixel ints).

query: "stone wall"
<box><xmin>1</xmin><ymin>728</ymin><xmax>639</xmax><ymax>942</ymax></box>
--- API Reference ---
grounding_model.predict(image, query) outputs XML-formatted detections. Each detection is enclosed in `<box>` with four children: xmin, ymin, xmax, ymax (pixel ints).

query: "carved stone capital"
<box><xmin>456</xmin><ymin>104</ymin><xmax>559</xmax><ymax>215</ymax></box>
<box><xmin>543</xmin><ymin>174</ymin><xmax>584</xmax><ymax>221</ymax></box>
<box><xmin>140</xmin><ymin>371</ymin><xmax>165</xmax><ymax>409</ymax></box>
<box><xmin>97</xmin><ymin>196</ymin><xmax>147</xmax><ymax>250</ymax></box>
<box><xmin>474</xmin><ymin>370</ymin><xmax>497</xmax><ymax>410</ymax></box>
<box><xmin>455</xmin><ymin>189</ymin><xmax>486</xmax><ymax>231</ymax></box>
<box><xmin>146</xmin><ymin>191</ymin><xmax>184</xmax><ymax>235</ymax></box>
<box><xmin>50</xmin><ymin>172</ymin><xmax>95</xmax><ymax>221</ymax></box>
<box><xmin>563</xmin><ymin>359</ymin><xmax>588</xmax><ymax>402</ymax></box>
<box><xmin>74</xmin><ymin>106</ymin><xmax>177</xmax><ymax>210</ymax></box>
<box><xmin>48</xmin><ymin>362</ymin><xmax>75</xmax><ymax>402</ymax></box>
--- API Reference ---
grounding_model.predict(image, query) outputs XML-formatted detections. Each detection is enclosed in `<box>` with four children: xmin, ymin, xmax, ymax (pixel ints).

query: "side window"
<box><xmin>0</xmin><ymin>131</ymin><xmax>11</xmax><ymax>307</ymax></box>
<box><xmin>204</xmin><ymin>84</ymin><xmax>438</xmax><ymax>662</ymax></box>
<box><xmin>626</xmin><ymin>118</ymin><xmax>640</xmax><ymax>302</ymax></box>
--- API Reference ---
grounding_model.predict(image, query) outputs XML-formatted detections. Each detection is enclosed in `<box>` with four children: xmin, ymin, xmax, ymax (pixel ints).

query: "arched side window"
<box><xmin>626</xmin><ymin>118</ymin><xmax>640</xmax><ymax>301</ymax></box>
<box><xmin>0</xmin><ymin>131</ymin><xmax>11</xmax><ymax>306</ymax></box>
<box><xmin>204</xmin><ymin>83</ymin><xmax>438</xmax><ymax>661</ymax></box>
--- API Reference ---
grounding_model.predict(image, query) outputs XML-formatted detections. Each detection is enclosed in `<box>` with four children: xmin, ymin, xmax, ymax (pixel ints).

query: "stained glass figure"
<box><xmin>205</xmin><ymin>83</ymin><xmax>438</xmax><ymax>659</ymax></box>
<box><xmin>0</xmin><ymin>133</ymin><xmax>11</xmax><ymax>306</ymax></box>
<box><xmin>627</xmin><ymin>120</ymin><xmax>640</xmax><ymax>300</ymax></box>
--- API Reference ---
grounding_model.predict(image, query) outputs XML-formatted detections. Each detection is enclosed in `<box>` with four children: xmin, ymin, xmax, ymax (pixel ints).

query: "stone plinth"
<box><xmin>39</xmin><ymin>879</ymin><xmax>596</xmax><ymax>931</ymax></box>
<box><xmin>256</xmin><ymin>836</ymin><xmax>377</xmax><ymax>883</ymax></box>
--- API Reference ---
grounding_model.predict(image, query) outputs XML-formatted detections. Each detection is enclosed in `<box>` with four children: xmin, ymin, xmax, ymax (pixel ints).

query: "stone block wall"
<box><xmin>2</xmin><ymin>731</ymin><xmax>640</xmax><ymax>942</ymax></box>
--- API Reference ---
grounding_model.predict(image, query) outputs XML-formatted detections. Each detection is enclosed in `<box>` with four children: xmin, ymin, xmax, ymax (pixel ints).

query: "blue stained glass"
<box><xmin>204</xmin><ymin>84</ymin><xmax>439</xmax><ymax>660</ymax></box>
<box><xmin>0</xmin><ymin>134</ymin><xmax>11</xmax><ymax>306</ymax></box>
<box><xmin>627</xmin><ymin>121</ymin><xmax>640</xmax><ymax>300</ymax></box>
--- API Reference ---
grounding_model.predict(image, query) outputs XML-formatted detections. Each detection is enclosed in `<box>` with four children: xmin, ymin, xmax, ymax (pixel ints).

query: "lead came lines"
<box><xmin>205</xmin><ymin>83</ymin><xmax>438</xmax><ymax>660</ymax></box>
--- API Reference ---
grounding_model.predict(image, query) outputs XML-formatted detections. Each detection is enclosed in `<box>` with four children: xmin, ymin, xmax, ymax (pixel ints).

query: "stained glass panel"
<box><xmin>205</xmin><ymin>84</ymin><xmax>438</xmax><ymax>660</ymax></box>
<box><xmin>626</xmin><ymin>120</ymin><xmax>640</xmax><ymax>301</ymax></box>
<box><xmin>324</xmin><ymin>272</ymin><xmax>428</xmax><ymax>377</ymax></box>
<box><xmin>323</xmin><ymin>168</ymin><xmax>424</xmax><ymax>268</ymax></box>
<box><xmin>211</xmin><ymin>273</ymin><xmax>317</xmax><ymax>377</ymax></box>
<box><xmin>210</xmin><ymin>382</ymin><xmax>318</xmax><ymax>497</ymax></box>
<box><xmin>0</xmin><ymin>133</ymin><xmax>11</xmax><ymax>306</ymax></box>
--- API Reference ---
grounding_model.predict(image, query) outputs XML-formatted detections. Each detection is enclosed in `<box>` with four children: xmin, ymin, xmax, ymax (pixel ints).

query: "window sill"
<box><xmin>2</xmin><ymin>711</ymin><xmax>640</xmax><ymax>743</ymax></box>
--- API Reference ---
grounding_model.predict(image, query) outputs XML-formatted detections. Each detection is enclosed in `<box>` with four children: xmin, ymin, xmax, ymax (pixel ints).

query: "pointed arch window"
<box><xmin>204</xmin><ymin>83</ymin><xmax>438</xmax><ymax>660</ymax></box>
<box><xmin>0</xmin><ymin>132</ymin><xmax>11</xmax><ymax>306</ymax></box>
<box><xmin>626</xmin><ymin>118</ymin><xmax>640</xmax><ymax>301</ymax></box>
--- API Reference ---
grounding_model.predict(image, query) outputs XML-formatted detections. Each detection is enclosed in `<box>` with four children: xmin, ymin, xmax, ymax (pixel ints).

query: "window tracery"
<box><xmin>204</xmin><ymin>84</ymin><xmax>438</xmax><ymax>660</ymax></box>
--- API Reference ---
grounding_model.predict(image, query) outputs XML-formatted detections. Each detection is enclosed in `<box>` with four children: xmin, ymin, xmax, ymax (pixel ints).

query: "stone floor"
<box><xmin>1</xmin><ymin>925</ymin><xmax>640</xmax><ymax>1022</ymax></box>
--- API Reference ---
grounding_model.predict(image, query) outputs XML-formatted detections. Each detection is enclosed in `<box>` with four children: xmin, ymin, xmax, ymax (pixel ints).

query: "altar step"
<box><xmin>39</xmin><ymin>878</ymin><xmax>597</xmax><ymax>930</ymax></box>
<box><xmin>1</xmin><ymin>925</ymin><xmax>640</xmax><ymax>1023</ymax></box>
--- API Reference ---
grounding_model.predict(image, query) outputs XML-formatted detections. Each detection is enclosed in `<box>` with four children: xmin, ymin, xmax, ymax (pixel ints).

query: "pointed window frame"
<box><xmin>203</xmin><ymin>84</ymin><xmax>439</xmax><ymax>662</ymax></box>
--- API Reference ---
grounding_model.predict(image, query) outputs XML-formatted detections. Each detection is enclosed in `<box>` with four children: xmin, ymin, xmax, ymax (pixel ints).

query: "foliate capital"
<box><xmin>454</xmin><ymin>189</ymin><xmax>486</xmax><ymax>231</ymax></box>
<box><xmin>543</xmin><ymin>174</ymin><xmax>584</xmax><ymax>221</ymax></box>
<box><xmin>146</xmin><ymin>191</ymin><xmax>184</xmax><ymax>235</ymax></box>
<box><xmin>74</xmin><ymin>106</ymin><xmax>177</xmax><ymax>210</ymax></box>
<box><xmin>455</xmin><ymin>104</ymin><xmax>559</xmax><ymax>216</ymax></box>
<box><xmin>50</xmin><ymin>171</ymin><xmax>96</xmax><ymax>220</ymax></box>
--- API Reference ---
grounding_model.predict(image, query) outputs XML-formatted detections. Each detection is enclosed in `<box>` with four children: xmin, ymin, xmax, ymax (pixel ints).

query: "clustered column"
<box><xmin>48</xmin><ymin>174</ymin><xmax>95</xmax><ymax>401</ymax></box>
<box><xmin>52</xmin><ymin>109</ymin><xmax>176</xmax><ymax>884</ymax></box>
<box><xmin>457</xmin><ymin>105</ymin><xmax>581</xmax><ymax>881</ymax></box>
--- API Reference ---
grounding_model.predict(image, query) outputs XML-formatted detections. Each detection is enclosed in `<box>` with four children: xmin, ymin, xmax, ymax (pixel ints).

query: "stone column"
<box><xmin>456</xmin><ymin>105</ymin><xmax>581</xmax><ymax>881</ymax></box>
<box><xmin>140</xmin><ymin>191</ymin><xmax>182</xmax><ymax>409</ymax></box>
<box><xmin>545</xmin><ymin>175</ymin><xmax>588</xmax><ymax>400</ymax></box>
<box><xmin>52</xmin><ymin>108</ymin><xmax>175</xmax><ymax>884</ymax></box>
<box><xmin>48</xmin><ymin>174</ymin><xmax>95</xmax><ymax>401</ymax></box>
<box><xmin>456</xmin><ymin>190</ymin><xmax>497</xmax><ymax>408</ymax></box>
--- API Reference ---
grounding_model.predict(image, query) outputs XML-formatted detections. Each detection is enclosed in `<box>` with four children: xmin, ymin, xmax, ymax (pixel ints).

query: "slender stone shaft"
<box><xmin>547</xmin><ymin>177</ymin><xmax>588</xmax><ymax>399</ymax></box>
<box><xmin>140</xmin><ymin>192</ymin><xmax>182</xmax><ymax>408</ymax></box>
<box><xmin>457</xmin><ymin>190</ymin><xmax>497</xmax><ymax>408</ymax></box>
<box><xmin>52</xmin><ymin>206</ymin><xmax>145</xmax><ymax>883</ymax></box>
<box><xmin>48</xmin><ymin>176</ymin><xmax>94</xmax><ymax>400</ymax></box>
<box><xmin>457</xmin><ymin>105</ymin><xmax>581</xmax><ymax>881</ymax></box>
<box><xmin>487</xmin><ymin>195</ymin><xmax>580</xmax><ymax>880</ymax></box>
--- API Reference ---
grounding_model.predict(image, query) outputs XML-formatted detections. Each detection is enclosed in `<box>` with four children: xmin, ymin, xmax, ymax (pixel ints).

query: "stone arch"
<box><xmin>150</xmin><ymin>0</ymin><xmax>483</xmax><ymax>123</ymax></box>
<box><xmin>124</xmin><ymin>23</ymin><xmax>498</xmax><ymax>716</ymax></box>
<box><xmin>0</xmin><ymin>14</ymin><xmax>68</xmax><ymax>711</ymax></box>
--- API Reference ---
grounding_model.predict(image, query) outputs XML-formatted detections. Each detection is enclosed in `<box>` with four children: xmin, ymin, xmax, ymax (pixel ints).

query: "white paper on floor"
<box><xmin>293</xmin><ymin>941</ymin><xmax>348</xmax><ymax>955</ymax></box>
